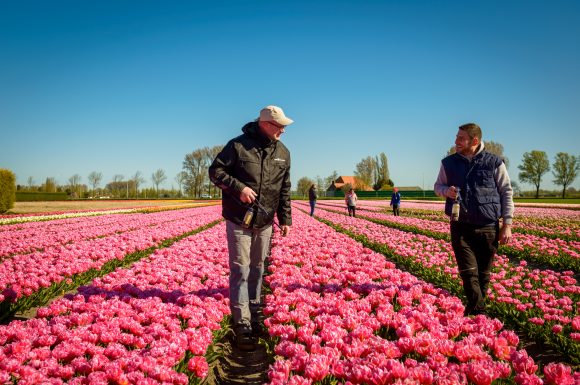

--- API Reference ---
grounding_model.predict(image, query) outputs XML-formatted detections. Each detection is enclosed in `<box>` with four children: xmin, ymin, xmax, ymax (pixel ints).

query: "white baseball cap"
<box><xmin>259</xmin><ymin>105</ymin><xmax>294</xmax><ymax>126</ymax></box>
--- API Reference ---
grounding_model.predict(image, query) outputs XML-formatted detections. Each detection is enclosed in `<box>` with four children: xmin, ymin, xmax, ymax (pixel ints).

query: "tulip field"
<box><xmin>1</xmin><ymin>201</ymin><xmax>579</xmax><ymax>384</ymax></box>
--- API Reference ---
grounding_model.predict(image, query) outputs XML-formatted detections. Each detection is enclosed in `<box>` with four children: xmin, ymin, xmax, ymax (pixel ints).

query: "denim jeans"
<box><xmin>450</xmin><ymin>221</ymin><xmax>498</xmax><ymax>314</ymax></box>
<box><xmin>226</xmin><ymin>220</ymin><xmax>273</xmax><ymax>332</ymax></box>
<box><xmin>309</xmin><ymin>200</ymin><xmax>316</xmax><ymax>216</ymax></box>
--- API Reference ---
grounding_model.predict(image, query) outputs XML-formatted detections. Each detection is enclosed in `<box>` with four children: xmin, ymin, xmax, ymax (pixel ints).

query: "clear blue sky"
<box><xmin>1</xmin><ymin>0</ymin><xmax>579</xmax><ymax>192</ymax></box>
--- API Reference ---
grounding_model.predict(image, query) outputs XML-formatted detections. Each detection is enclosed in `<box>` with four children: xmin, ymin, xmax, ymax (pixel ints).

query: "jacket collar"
<box><xmin>242</xmin><ymin>121</ymin><xmax>275</xmax><ymax>147</ymax></box>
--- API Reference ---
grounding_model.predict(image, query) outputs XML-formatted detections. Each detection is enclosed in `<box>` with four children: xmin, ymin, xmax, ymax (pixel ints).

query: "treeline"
<box><xmin>448</xmin><ymin>142</ymin><xmax>579</xmax><ymax>198</ymax></box>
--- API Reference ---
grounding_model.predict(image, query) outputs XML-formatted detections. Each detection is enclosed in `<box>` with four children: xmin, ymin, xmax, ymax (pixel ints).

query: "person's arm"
<box><xmin>277</xmin><ymin>154</ymin><xmax>292</xmax><ymax>236</ymax></box>
<box><xmin>434</xmin><ymin>162</ymin><xmax>459</xmax><ymax>199</ymax></box>
<box><xmin>495</xmin><ymin>162</ymin><xmax>514</xmax><ymax>244</ymax></box>
<box><xmin>208</xmin><ymin>141</ymin><xmax>254</xmax><ymax>201</ymax></box>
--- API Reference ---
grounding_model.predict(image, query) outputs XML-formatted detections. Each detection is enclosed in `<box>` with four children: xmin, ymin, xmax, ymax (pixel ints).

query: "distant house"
<box><xmin>327</xmin><ymin>176</ymin><xmax>373</xmax><ymax>192</ymax></box>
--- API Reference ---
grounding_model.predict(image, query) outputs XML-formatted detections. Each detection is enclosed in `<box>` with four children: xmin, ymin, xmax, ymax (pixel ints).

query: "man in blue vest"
<box><xmin>434</xmin><ymin>123</ymin><xmax>514</xmax><ymax>316</ymax></box>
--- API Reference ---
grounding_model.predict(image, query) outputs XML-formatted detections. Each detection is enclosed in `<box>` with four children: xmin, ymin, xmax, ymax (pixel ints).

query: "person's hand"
<box><xmin>280</xmin><ymin>225</ymin><xmax>290</xmax><ymax>237</ymax></box>
<box><xmin>446</xmin><ymin>186</ymin><xmax>459</xmax><ymax>200</ymax></box>
<box><xmin>240</xmin><ymin>187</ymin><xmax>257</xmax><ymax>203</ymax></box>
<box><xmin>499</xmin><ymin>224</ymin><xmax>512</xmax><ymax>244</ymax></box>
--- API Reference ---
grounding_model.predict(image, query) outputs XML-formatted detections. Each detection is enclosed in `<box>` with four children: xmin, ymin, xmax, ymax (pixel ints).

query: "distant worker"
<box><xmin>345</xmin><ymin>188</ymin><xmax>358</xmax><ymax>217</ymax></box>
<box><xmin>308</xmin><ymin>184</ymin><xmax>318</xmax><ymax>216</ymax></box>
<box><xmin>434</xmin><ymin>122</ymin><xmax>514</xmax><ymax>317</ymax></box>
<box><xmin>208</xmin><ymin>105</ymin><xmax>293</xmax><ymax>351</ymax></box>
<box><xmin>390</xmin><ymin>187</ymin><xmax>401</xmax><ymax>216</ymax></box>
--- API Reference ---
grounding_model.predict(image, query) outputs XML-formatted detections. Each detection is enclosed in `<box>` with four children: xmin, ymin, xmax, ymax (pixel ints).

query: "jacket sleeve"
<box><xmin>208</xmin><ymin>141</ymin><xmax>245</xmax><ymax>196</ymax></box>
<box><xmin>495</xmin><ymin>162</ymin><xmax>515</xmax><ymax>224</ymax></box>
<box><xmin>434</xmin><ymin>162</ymin><xmax>450</xmax><ymax>198</ymax></box>
<box><xmin>277</xmin><ymin>154</ymin><xmax>292</xmax><ymax>226</ymax></box>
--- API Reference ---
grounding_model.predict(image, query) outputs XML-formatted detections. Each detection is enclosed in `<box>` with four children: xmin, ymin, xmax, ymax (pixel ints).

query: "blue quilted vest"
<box><xmin>442</xmin><ymin>151</ymin><xmax>503</xmax><ymax>225</ymax></box>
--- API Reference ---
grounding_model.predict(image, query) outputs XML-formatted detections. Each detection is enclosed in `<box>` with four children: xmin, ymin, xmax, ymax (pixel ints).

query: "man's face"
<box><xmin>259</xmin><ymin>120</ymin><xmax>286</xmax><ymax>141</ymax></box>
<box><xmin>455</xmin><ymin>129</ymin><xmax>478</xmax><ymax>156</ymax></box>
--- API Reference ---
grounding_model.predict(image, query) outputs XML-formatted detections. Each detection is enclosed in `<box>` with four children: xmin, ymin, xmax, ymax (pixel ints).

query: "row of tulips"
<box><xmin>314</xmin><ymin>201</ymin><xmax>580</xmax><ymax>272</ymax></box>
<box><xmin>264</xmin><ymin>208</ymin><xmax>579</xmax><ymax>384</ymax></box>
<box><xmin>0</xmin><ymin>208</ymin><xmax>213</xmax><ymax>259</ymax></box>
<box><xmin>0</xmin><ymin>206</ymin><xmax>223</xmax><ymax>320</ymax></box>
<box><xmin>0</xmin><ymin>209</ymin><xmax>143</xmax><ymax>226</ymax></box>
<box><xmin>0</xmin><ymin>221</ymin><xmax>231</xmax><ymax>384</ymax></box>
<box><xmin>295</xmin><ymin>202</ymin><xmax>580</xmax><ymax>365</ymax></box>
<box><xmin>335</xmin><ymin>200</ymin><xmax>580</xmax><ymax>241</ymax></box>
<box><xmin>0</xmin><ymin>202</ymin><xmax>212</xmax><ymax>226</ymax></box>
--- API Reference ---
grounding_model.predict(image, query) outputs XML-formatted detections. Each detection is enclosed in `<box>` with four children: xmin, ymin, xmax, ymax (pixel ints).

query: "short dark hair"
<box><xmin>459</xmin><ymin>123</ymin><xmax>482</xmax><ymax>141</ymax></box>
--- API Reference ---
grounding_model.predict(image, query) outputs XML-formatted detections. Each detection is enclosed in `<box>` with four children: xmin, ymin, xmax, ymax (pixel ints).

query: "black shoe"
<box><xmin>251</xmin><ymin>321</ymin><xmax>265</xmax><ymax>337</ymax></box>
<box><xmin>235</xmin><ymin>332</ymin><xmax>255</xmax><ymax>351</ymax></box>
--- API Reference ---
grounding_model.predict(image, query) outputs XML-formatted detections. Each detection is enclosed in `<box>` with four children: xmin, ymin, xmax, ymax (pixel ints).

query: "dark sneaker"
<box><xmin>235</xmin><ymin>332</ymin><xmax>255</xmax><ymax>351</ymax></box>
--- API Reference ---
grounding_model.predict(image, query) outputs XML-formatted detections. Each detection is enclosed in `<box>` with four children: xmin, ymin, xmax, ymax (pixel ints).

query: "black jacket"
<box><xmin>208</xmin><ymin>121</ymin><xmax>292</xmax><ymax>228</ymax></box>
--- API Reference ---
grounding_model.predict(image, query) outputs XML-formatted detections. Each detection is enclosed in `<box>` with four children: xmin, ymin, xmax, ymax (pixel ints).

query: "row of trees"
<box><xmin>518</xmin><ymin>151</ymin><xmax>579</xmax><ymax>198</ymax></box>
<box><xmin>18</xmin><ymin>169</ymin><xmax>182</xmax><ymax>199</ymax></box>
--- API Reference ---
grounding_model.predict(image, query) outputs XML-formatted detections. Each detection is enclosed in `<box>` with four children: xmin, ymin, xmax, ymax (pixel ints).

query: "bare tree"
<box><xmin>112</xmin><ymin>174</ymin><xmax>124</xmax><ymax>198</ymax></box>
<box><xmin>131</xmin><ymin>171</ymin><xmax>145</xmax><ymax>198</ymax></box>
<box><xmin>27</xmin><ymin>176</ymin><xmax>35</xmax><ymax>191</ymax></box>
<box><xmin>552</xmin><ymin>152</ymin><xmax>579</xmax><ymax>198</ymax></box>
<box><xmin>183</xmin><ymin>148</ymin><xmax>209</xmax><ymax>198</ymax></box>
<box><xmin>175</xmin><ymin>171</ymin><xmax>188</xmax><ymax>197</ymax></box>
<box><xmin>205</xmin><ymin>145</ymin><xmax>223</xmax><ymax>198</ymax></box>
<box><xmin>151</xmin><ymin>169</ymin><xmax>167</xmax><ymax>198</ymax></box>
<box><xmin>68</xmin><ymin>174</ymin><xmax>82</xmax><ymax>198</ymax></box>
<box><xmin>88</xmin><ymin>172</ymin><xmax>103</xmax><ymax>198</ymax></box>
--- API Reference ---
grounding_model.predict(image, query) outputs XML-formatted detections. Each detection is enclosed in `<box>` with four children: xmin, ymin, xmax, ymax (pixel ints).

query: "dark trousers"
<box><xmin>392</xmin><ymin>204</ymin><xmax>400</xmax><ymax>216</ymax></box>
<box><xmin>309</xmin><ymin>200</ymin><xmax>316</xmax><ymax>216</ymax></box>
<box><xmin>450</xmin><ymin>222</ymin><xmax>498</xmax><ymax>314</ymax></box>
<box><xmin>347</xmin><ymin>205</ymin><xmax>356</xmax><ymax>217</ymax></box>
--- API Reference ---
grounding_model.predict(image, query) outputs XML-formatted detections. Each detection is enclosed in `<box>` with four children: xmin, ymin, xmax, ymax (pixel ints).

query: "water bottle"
<box><xmin>451</xmin><ymin>188</ymin><xmax>461</xmax><ymax>222</ymax></box>
<box><xmin>242</xmin><ymin>206</ymin><xmax>255</xmax><ymax>228</ymax></box>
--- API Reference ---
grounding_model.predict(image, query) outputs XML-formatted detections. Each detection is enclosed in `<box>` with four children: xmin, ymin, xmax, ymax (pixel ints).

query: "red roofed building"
<box><xmin>327</xmin><ymin>176</ymin><xmax>373</xmax><ymax>192</ymax></box>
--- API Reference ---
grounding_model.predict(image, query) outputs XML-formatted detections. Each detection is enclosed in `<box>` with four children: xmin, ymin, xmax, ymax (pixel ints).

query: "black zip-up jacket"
<box><xmin>208</xmin><ymin>121</ymin><xmax>292</xmax><ymax>228</ymax></box>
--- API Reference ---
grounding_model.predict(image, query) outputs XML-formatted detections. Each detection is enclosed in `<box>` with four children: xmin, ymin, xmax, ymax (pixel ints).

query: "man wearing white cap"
<box><xmin>209</xmin><ymin>105</ymin><xmax>293</xmax><ymax>351</ymax></box>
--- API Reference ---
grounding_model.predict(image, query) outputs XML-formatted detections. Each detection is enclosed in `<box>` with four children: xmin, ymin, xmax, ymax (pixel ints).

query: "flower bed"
<box><xmin>264</xmin><ymin>208</ymin><xmax>579</xmax><ymax>384</ymax></box>
<box><xmin>311</xmin><ymin>201</ymin><xmax>580</xmax><ymax>272</ymax></box>
<box><xmin>0</xmin><ymin>222</ymin><xmax>231</xmax><ymax>383</ymax></box>
<box><xmin>0</xmin><ymin>206</ymin><xmax>223</xmax><ymax>320</ymax></box>
<box><xmin>299</xmin><ymin>203</ymin><xmax>580</xmax><ymax>365</ymax></box>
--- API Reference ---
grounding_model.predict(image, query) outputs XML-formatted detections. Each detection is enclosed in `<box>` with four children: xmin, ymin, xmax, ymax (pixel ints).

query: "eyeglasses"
<box><xmin>269</xmin><ymin>121</ymin><xmax>285</xmax><ymax>130</ymax></box>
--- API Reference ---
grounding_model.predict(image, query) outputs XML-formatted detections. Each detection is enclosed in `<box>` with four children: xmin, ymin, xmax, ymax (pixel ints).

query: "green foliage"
<box><xmin>552</xmin><ymin>152</ymin><xmax>580</xmax><ymax>198</ymax></box>
<box><xmin>296</xmin><ymin>176</ymin><xmax>315</xmax><ymax>197</ymax></box>
<box><xmin>518</xmin><ymin>150</ymin><xmax>550</xmax><ymax>198</ymax></box>
<box><xmin>0</xmin><ymin>169</ymin><xmax>16</xmax><ymax>213</ymax></box>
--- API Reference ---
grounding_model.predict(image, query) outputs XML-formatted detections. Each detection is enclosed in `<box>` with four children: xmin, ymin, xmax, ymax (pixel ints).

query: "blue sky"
<box><xmin>1</xmin><ymin>0</ymin><xmax>579</xmax><ymax>192</ymax></box>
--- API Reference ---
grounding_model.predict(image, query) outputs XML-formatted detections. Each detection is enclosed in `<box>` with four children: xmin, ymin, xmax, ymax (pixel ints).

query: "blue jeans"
<box><xmin>309</xmin><ymin>200</ymin><xmax>316</xmax><ymax>216</ymax></box>
<box><xmin>226</xmin><ymin>220</ymin><xmax>273</xmax><ymax>332</ymax></box>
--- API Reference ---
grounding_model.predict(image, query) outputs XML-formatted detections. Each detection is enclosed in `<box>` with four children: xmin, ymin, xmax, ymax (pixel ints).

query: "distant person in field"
<box><xmin>308</xmin><ymin>184</ymin><xmax>317</xmax><ymax>216</ymax></box>
<box><xmin>390</xmin><ymin>187</ymin><xmax>401</xmax><ymax>216</ymax></box>
<box><xmin>345</xmin><ymin>187</ymin><xmax>358</xmax><ymax>217</ymax></box>
<box><xmin>434</xmin><ymin>122</ymin><xmax>514</xmax><ymax>317</ymax></box>
<box><xmin>209</xmin><ymin>105</ymin><xmax>293</xmax><ymax>351</ymax></box>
